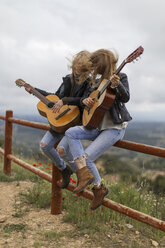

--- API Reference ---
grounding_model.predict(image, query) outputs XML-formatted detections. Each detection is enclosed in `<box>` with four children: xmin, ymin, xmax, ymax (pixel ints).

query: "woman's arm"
<box><xmin>114</xmin><ymin>73</ymin><xmax>130</xmax><ymax>103</ymax></box>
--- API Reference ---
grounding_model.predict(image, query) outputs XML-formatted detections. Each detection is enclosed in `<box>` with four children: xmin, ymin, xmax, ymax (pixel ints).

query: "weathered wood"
<box><xmin>0</xmin><ymin>115</ymin><xmax>5</xmax><ymax>120</ymax></box>
<box><xmin>8</xmin><ymin>117</ymin><xmax>50</xmax><ymax>130</ymax></box>
<box><xmin>4</xmin><ymin>111</ymin><xmax>13</xmax><ymax>175</ymax></box>
<box><xmin>114</xmin><ymin>140</ymin><xmax>165</xmax><ymax>158</ymax></box>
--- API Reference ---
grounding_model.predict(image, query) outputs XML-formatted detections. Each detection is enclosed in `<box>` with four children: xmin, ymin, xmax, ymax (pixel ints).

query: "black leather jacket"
<box><xmin>109</xmin><ymin>73</ymin><xmax>132</xmax><ymax>124</ymax></box>
<box><xmin>35</xmin><ymin>74</ymin><xmax>92</xmax><ymax>116</ymax></box>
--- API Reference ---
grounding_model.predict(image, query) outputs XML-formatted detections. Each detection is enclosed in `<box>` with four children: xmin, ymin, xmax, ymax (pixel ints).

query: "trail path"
<box><xmin>0</xmin><ymin>181</ymin><xmax>164</xmax><ymax>248</ymax></box>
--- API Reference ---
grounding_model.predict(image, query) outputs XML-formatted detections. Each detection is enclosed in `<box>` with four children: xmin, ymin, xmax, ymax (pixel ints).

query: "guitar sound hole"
<box><xmin>47</xmin><ymin>102</ymin><xmax>55</xmax><ymax>108</ymax></box>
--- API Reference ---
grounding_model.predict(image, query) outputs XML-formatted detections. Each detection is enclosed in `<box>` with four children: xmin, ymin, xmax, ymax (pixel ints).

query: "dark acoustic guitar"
<box><xmin>82</xmin><ymin>46</ymin><xmax>144</xmax><ymax>129</ymax></box>
<box><xmin>15</xmin><ymin>79</ymin><xmax>80</xmax><ymax>133</ymax></box>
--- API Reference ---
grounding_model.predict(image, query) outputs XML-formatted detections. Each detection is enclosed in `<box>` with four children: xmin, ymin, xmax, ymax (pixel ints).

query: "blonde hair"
<box><xmin>70</xmin><ymin>50</ymin><xmax>92</xmax><ymax>84</ymax></box>
<box><xmin>90</xmin><ymin>49</ymin><xmax>119</xmax><ymax>83</ymax></box>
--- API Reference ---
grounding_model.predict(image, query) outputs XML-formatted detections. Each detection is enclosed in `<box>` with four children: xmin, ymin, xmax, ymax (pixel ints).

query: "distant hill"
<box><xmin>124</xmin><ymin>121</ymin><xmax>165</xmax><ymax>147</ymax></box>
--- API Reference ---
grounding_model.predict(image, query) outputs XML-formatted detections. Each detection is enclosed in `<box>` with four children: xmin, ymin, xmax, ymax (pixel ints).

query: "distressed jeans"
<box><xmin>40</xmin><ymin>130</ymin><xmax>77</xmax><ymax>172</ymax></box>
<box><xmin>65</xmin><ymin>126</ymin><xmax>126</xmax><ymax>184</ymax></box>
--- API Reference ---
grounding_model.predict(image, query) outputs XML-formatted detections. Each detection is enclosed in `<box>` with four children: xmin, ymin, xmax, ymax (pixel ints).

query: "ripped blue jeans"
<box><xmin>40</xmin><ymin>130</ymin><xmax>77</xmax><ymax>172</ymax></box>
<box><xmin>65</xmin><ymin>126</ymin><xmax>126</xmax><ymax>184</ymax></box>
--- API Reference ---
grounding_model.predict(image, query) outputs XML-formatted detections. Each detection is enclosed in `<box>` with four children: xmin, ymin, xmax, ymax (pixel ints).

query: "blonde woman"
<box><xmin>65</xmin><ymin>49</ymin><xmax>132</xmax><ymax>210</ymax></box>
<box><xmin>25</xmin><ymin>50</ymin><xmax>95</xmax><ymax>188</ymax></box>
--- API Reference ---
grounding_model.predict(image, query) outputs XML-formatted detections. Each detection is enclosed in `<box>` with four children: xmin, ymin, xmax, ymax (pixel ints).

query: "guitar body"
<box><xmin>83</xmin><ymin>79</ymin><xmax>115</xmax><ymax>129</ymax></box>
<box><xmin>37</xmin><ymin>94</ymin><xmax>80</xmax><ymax>133</ymax></box>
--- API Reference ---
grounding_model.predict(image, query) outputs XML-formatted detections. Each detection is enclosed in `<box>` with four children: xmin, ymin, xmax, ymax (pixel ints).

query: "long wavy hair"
<box><xmin>69</xmin><ymin>50</ymin><xmax>92</xmax><ymax>85</ymax></box>
<box><xmin>90</xmin><ymin>49</ymin><xmax>119</xmax><ymax>83</ymax></box>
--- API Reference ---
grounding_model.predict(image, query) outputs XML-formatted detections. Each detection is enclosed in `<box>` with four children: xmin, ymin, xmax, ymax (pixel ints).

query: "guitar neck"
<box><xmin>115</xmin><ymin>60</ymin><xmax>126</xmax><ymax>75</ymax></box>
<box><xmin>106</xmin><ymin>60</ymin><xmax>126</xmax><ymax>87</ymax></box>
<box><xmin>99</xmin><ymin>60</ymin><xmax>126</xmax><ymax>96</ymax></box>
<box><xmin>24</xmin><ymin>83</ymin><xmax>50</xmax><ymax>106</ymax></box>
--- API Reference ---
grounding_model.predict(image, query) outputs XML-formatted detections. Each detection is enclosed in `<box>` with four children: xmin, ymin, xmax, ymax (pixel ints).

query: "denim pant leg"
<box><xmin>65</xmin><ymin>126</ymin><xmax>99</xmax><ymax>159</ymax></box>
<box><xmin>85</xmin><ymin>128</ymin><xmax>126</xmax><ymax>162</ymax></box>
<box><xmin>85</xmin><ymin>128</ymin><xmax>126</xmax><ymax>184</ymax></box>
<box><xmin>57</xmin><ymin>136</ymin><xmax>78</xmax><ymax>172</ymax></box>
<box><xmin>65</xmin><ymin>126</ymin><xmax>101</xmax><ymax>183</ymax></box>
<box><xmin>40</xmin><ymin>131</ymin><xmax>66</xmax><ymax>170</ymax></box>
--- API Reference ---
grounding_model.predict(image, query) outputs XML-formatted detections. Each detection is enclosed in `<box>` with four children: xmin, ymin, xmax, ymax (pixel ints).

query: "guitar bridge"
<box><xmin>85</xmin><ymin>106</ymin><xmax>90</xmax><ymax>115</ymax></box>
<box><xmin>55</xmin><ymin>108</ymin><xmax>71</xmax><ymax>120</ymax></box>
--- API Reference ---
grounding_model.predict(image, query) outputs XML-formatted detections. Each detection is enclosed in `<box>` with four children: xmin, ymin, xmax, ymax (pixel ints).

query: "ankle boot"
<box><xmin>73</xmin><ymin>167</ymin><xmax>94</xmax><ymax>193</ymax></box>
<box><xmin>90</xmin><ymin>184</ymin><xmax>109</xmax><ymax>210</ymax></box>
<box><xmin>60</xmin><ymin>165</ymin><xmax>73</xmax><ymax>189</ymax></box>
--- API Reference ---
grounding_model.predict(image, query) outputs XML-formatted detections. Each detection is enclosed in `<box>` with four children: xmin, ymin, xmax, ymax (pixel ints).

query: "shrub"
<box><xmin>152</xmin><ymin>175</ymin><xmax>165</xmax><ymax>195</ymax></box>
<box><xmin>120</xmin><ymin>172</ymin><xmax>138</xmax><ymax>183</ymax></box>
<box><xmin>97</xmin><ymin>154</ymin><xmax>140</xmax><ymax>175</ymax></box>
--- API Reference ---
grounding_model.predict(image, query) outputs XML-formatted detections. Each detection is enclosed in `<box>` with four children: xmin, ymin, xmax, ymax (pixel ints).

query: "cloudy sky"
<box><xmin>0</xmin><ymin>0</ymin><xmax>165</xmax><ymax>122</ymax></box>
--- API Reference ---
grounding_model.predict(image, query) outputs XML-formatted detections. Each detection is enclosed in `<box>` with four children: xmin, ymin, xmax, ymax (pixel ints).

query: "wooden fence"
<box><xmin>0</xmin><ymin>110</ymin><xmax>165</xmax><ymax>232</ymax></box>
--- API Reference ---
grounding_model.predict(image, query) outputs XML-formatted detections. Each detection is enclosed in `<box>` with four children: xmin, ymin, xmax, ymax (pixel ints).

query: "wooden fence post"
<box><xmin>51</xmin><ymin>165</ymin><xmax>62</xmax><ymax>214</ymax></box>
<box><xmin>4</xmin><ymin>110</ymin><xmax>13</xmax><ymax>175</ymax></box>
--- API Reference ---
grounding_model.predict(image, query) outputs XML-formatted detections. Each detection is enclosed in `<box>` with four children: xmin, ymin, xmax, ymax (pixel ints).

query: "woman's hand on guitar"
<box><xmin>83</xmin><ymin>97</ymin><xmax>95</xmax><ymax>108</ymax></box>
<box><xmin>52</xmin><ymin>100</ymin><xmax>63</xmax><ymax>113</ymax></box>
<box><xmin>110</xmin><ymin>74</ymin><xmax>120</xmax><ymax>88</ymax></box>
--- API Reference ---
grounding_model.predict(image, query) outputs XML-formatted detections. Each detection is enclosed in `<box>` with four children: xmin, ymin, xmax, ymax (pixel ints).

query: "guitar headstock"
<box><xmin>125</xmin><ymin>46</ymin><xmax>144</xmax><ymax>63</ymax></box>
<box><xmin>15</xmin><ymin>79</ymin><xmax>27</xmax><ymax>88</ymax></box>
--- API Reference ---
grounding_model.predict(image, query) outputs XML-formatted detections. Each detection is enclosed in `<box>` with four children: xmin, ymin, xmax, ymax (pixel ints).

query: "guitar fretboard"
<box><xmin>25</xmin><ymin>84</ymin><xmax>52</xmax><ymax>106</ymax></box>
<box><xmin>98</xmin><ymin>60</ymin><xmax>126</xmax><ymax>98</ymax></box>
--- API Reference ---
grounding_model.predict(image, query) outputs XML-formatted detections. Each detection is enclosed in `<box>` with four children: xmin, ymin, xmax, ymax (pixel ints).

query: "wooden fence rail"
<box><xmin>0</xmin><ymin>110</ymin><xmax>165</xmax><ymax>232</ymax></box>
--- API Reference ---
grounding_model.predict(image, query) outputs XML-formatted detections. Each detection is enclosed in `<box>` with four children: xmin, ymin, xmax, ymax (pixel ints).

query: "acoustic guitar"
<box><xmin>83</xmin><ymin>46</ymin><xmax>144</xmax><ymax>129</ymax></box>
<box><xmin>15</xmin><ymin>79</ymin><xmax>80</xmax><ymax>133</ymax></box>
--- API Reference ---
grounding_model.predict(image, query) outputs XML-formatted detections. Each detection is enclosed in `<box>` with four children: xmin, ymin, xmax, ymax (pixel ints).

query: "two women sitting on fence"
<box><xmin>25</xmin><ymin>50</ymin><xmax>95</xmax><ymax>186</ymax></box>
<box><xmin>25</xmin><ymin>49</ymin><xmax>132</xmax><ymax>210</ymax></box>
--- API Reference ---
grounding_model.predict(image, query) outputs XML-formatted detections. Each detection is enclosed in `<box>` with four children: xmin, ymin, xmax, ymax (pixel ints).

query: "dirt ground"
<box><xmin>0</xmin><ymin>181</ymin><xmax>164</xmax><ymax>248</ymax></box>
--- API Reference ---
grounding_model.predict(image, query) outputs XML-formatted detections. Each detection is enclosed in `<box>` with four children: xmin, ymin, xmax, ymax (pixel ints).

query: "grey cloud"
<box><xmin>0</xmin><ymin>0</ymin><xmax>165</xmax><ymax>121</ymax></box>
